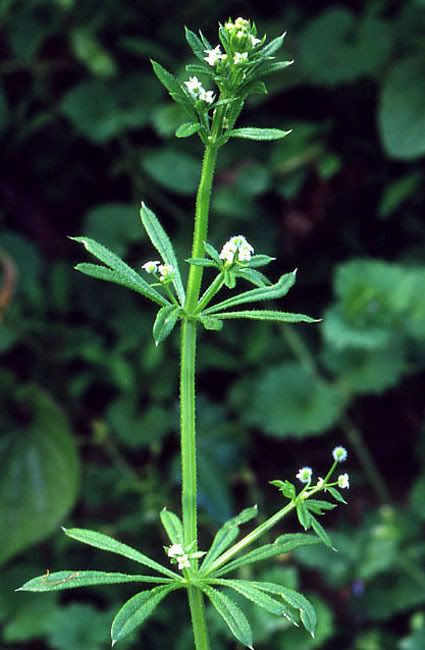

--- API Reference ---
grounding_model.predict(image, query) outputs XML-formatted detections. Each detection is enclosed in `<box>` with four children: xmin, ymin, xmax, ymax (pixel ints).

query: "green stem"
<box><xmin>180</xmin><ymin>142</ymin><xmax>219</xmax><ymax>650</ymax></box>
<box><xmin>207</xmin><ymin>501</ymin><xmax>296</xmax><ymax>574</ymax></box>
<box><xmin>196</xmin><ymin>273</ymin><xmax>224</xmax><ymax>313</ymax></box>
<box><xmin>185</xmin><ymin>145</ymin><xmax>218</xmax><ymax>314</ymax></box>
<box><xmin>188</xmin><ymin>586</ymin><xmax>211</xmax><ymax>650</ymax></box>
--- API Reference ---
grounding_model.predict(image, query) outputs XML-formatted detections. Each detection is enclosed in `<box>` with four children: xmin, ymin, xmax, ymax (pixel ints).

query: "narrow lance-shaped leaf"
<box><xmin>213</xmin><ymin>533</ymin><xmax>319</xmax><ymax>577</ymax></box>
<box><xmin>152</xmin><ymin>305</ymin><xmax>180</xmax><ymax>346</ymax></box>
<box><xmin>249</xmin><ymin>254</ymin><xmax>276</xmax><ymax>268</ymax></box>
<box><xmin>228</xmin><ymin>127</ymin><xmax>292</xmax><ymax>141</ymax></box>
<box><xmin>204</xmin><ymin>271</ymin><xmax>297</xmax><ymax>314</ymax></box>
<box><xmin>184</xmin><ymin>27</ymin><xmax>208</xmax><ymax>62</ymax></box>
<box><xmin>140</xmin><ymin>202</ymin><xmax>185</xmax><ymax>305</ymax></box>
<box><xmin>111</xmin><ymin>585</ymin><xmax>178</xmax><ymax>645</ymax></box>
<box><xmin>160</xmin><ymin>508</ymin><xmax>183</xmax><ymax>545</ymax></box>
<box><xmin>211</xmin><ymin>310</ymin><xmax>318</xmax><ymax>324</ymax></box>
<box><xmin>201</xmin><ymin>505</ymin><xmax>258</xmax><ymax>571</ymax></box>
<box><xmin>296</xmin><ymin>500</ymin><xmax>312</xmax><ymax>531</ymax></box>
<box><xmin>259</xmin><ymin>31</ymin><xmax>287</xmax><ymax>57</ymax></box>
<box><xmin>151</xmin><ymin>60</ymin><xmax>196</xmax><ymax>118</ymax></box>
<box><xmin>235</xmin><ymin>267</ymin><xmax>271</xmax><ymax>287</ymax></box>
<box><xmin>18</xmin><ymin>571</ymin><xmax>171</xmax><ymax>593</ymax></box>
<box><xmin>309</xmin><ymin>514</ymin><xmax>336</xmax><ymax>550</ymax></box>
<box><xmin>212</xmin><ymin>579</ymin><xmax>288</xmax><ymax>616</ymax></box>
<box><xmin>250</xmin><ymin>582</ymin><xmax>317</xmax><ymax>638</ymax></box>
<box><xmin>71</xmin><ymin>238</ymin><xmax>168</xmax><ymax>307</ymax></box>
<box><xmin>75</xmin><ymin>263</ymin><xmax>169</xmax><ymax>307</ymax></box>
<box><xmin>202</xmin><ymin>585</ymin><xmax>254</xmax><ymax>649</ymax></box>
<box><xmin>176</xmin><ymin>122</ymin><xmax>201</xmax><ymax>138</ymax></box>
<box><xmin>62</xmin><ymin>528</ymin><xmax>180</xmax><ymax>580</ymax></box>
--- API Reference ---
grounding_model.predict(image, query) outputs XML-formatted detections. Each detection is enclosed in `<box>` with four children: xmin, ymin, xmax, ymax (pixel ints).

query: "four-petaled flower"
<box><xmin>338</xmin><ymin>473</ymin><xmax>350</xmax><ymax>489</ymax></box>
<box><xmin>158</xmin><ymin>264</ymin><xmax>174</xmax><ymax>283</ymax></box>
<box><xmin>200</xmin><ymin>89</ymin><xmax>215</xmax><ymax>104</ymax></box>
<box><xmin>142</xmin><ymin>260</ymin><xmax>160</xmax><ymax>274</ymax></box>
<box><xmin>204</xmin><ymin>45</ymin><xmax>222</xmax><ymax>66</ymax></box>
<box><xmin>332</xmin><ymin>446</ymin><xmax>348</xmax><ymax>463</ymax></box>
<box><xmin>185</xmin><ymin>76</ymin><xmax>203</xmax><ymax>96</ymax></box>
<box><xmin>296</xmin><ymin>466</ymin><xmax>313</xmax><ymax>484</ymax></box>
<box><xmin>233</xmin><ymin>51</ymin><xmax>249</xmax><ymax>64</ymax></box>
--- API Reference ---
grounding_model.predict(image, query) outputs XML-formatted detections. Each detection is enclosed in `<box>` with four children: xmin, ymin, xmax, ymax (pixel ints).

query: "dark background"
<box><xmin>1</xmin><ymin>0</ymin><xmax>425</xmax><ymax>648</ymax></box>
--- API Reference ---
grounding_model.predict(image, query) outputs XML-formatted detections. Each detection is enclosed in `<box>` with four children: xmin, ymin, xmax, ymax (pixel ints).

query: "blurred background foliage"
<box><xmin>1</xmin><ymin>0</ymin><xmax>425</xmax><ymax>648</ymax></box>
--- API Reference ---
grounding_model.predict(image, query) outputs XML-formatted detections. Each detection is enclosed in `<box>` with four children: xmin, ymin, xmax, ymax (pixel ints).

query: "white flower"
<box><xmin>200</xmin><ymin>89</ymin><xmax>215</xmax><ymax>105</ymax></box>
<box><xmin>236</xmin><ymin>30</ymin><xmax>245</xmax><ymax>39</ymax></box>
<box><xmin>296</xmin><ymin>466</ymin><xmax>313</xmax><ymax>484</ymax></box>
<box><xmin>219</xmin><ymin>235</ymin><xmax>254</xmax><ymax>264</ymax></box>
<box><xmin>177</xmin><ymin>554</ymin><xmax>191</xmax><ymax>570</ymax></box>
<box><xmin>338</xmin><ymin>473</ymin><xmax>350</xmax><ymax>489</ymax></box>
<box><xmin>249</xmin><ymin>34</ymin><xmax>261</xmax><ymax>46</ymax></box>
<box><xmin>167</xmin><ymin>543</ymin><xmax>184</xmax><ymax>558</ymax></box>
<box><xmin>233</xmin><ymin>51</ymin><xmax>249</xmax><ymax>64</ymax></box>
<box><xmin>316</xmin><ymin>477</ymin><xmax>325</xmax><ymax>488</ymax></box>
<box><xmin>235</xmin><ymin>17</ymin><xmax>249</xmax><ymax>29</ymax></box>
<box><xmin>185</xmin><ymin>76</ymin><xmax>203</xmax><ymax>97</ymax></box>
<box><xmin>204</xmin><ymin>45</ymin><xmax>222</xmax><ymax>66</ymax></box>
<box><xmin>159</xmin><ymin>264</ymin><xmax>174</xmax><ymax>282</ymax></box>
<box><xmin>332</xmin><ymin>446</ymin><xmax>348</xmax><ymax>463</ymax></box>
<box><xmin>142</xmin><ymin>260</ymin><xmax>160</xmax><ymax>274</ymax></box>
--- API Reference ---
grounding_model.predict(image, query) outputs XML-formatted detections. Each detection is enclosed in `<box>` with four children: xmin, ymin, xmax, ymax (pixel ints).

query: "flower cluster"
<box><xmin>165</xmin><ymin>543</ymin><xmax>205</xmax><ymax>571</ymax></box>
<box><xmin>203</xmin><ymin>17</ymin><xmax>262</xmax><ymax>72</ymax></box>
<box><xmin>184</xmin><ymin>76</ymin><xmax>215</xmax><ymax>105</ymax></box>
<box><xmin>296</xmin><ymin>446</ymin><xmax>350</xmax><ymax>489</ymax></box>
<box><xmin>219</xmin><ymin>235</ymin><xmax>254</xmax><ymax>265</ymax></box>
<box><xmin>142</xmin><ymin>260</ymin><xmax>175</xmax><ymax>284</ymax></box>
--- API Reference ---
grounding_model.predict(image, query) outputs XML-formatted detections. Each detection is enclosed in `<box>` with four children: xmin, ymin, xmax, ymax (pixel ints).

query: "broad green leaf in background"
<box><xmin>111</xmin><ymin>585</ymin><xmax>178</xmax><ymax>644</ymax></box>
<box><xmin>140</xmin><ymin>202</ymin><xmax>185</xmax><ymax>304</ymax></box>
<box><xmin>46</xmin><ymin>603</ymin><xmax>111</xmax><ymax>650</ymax></box>
<box><xmin>379</xmin><ymin>57</ymin><xmax>425</xmax><ymax>159</ymax></box>
<box><xmin>0</xmin><ymin>388</ymin><xmax>80</xmax><ymax>566</ymax></box>
<box><xmin>141</xmin><ymin>148</ymin><xmax>200</xmax><ymax>195</ymax></box>
<box><xmin>84</xmin><ymin>203</ymin><xmax>143</xmax><ymax>256</ymax></box>
<box><xmin>70</xmin><ymin>27</ymin><xmax>117</xmax><ymax>77</ymax></box>
<box><xmin>244</xmin><ymin>363</ymin><xmax>346</xmax><ymax>438</ymax></box>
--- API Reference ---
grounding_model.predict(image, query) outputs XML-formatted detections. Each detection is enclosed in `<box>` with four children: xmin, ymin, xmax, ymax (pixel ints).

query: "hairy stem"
<box><xmin>180</xmin><ymin>143</ymin><xmax>218</xmax><ymax>649</ymax></box>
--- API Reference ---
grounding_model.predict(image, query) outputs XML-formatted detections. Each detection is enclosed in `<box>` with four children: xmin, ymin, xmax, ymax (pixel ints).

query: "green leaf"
<box><xmin>379</xmin><ymin>57</ymin><xmax>425</xmax><ymax>159</ymax></box>
<box><xmin>160</xmin><ymin>508</ymin><xmax>183</xmax><ymax>545</ymax></box>
<box><xmin>306</xmin><ymin>499</ymin><xmax>336</xmax><ymax>514</ymax></box>
<box><xmin>214</xmin><ymin>533</ymin><xmax>319</xmax><ymax>576</ymax></box>
<box><xmin>199</xmin><ymin>315</ymin><xmax>223</xmax><ymax>331</ymax></box>
<box><xmin>257</xmin><ymin>60</ymin><xmax>294</xmax><ymax>78</ymax></box>
<box><xmin>201</xmin><ymin>505</ymin><xmax>258</xmax><ymax>572</ymax></box>
<box><xmin>254</xmin><ymin>583</ymin><xmax>317</xmax><ymax>637</ymax></box>
<box><xmin>270</xmin><ymin>480</ymin><xmax>296</xmax><ymax>499</ymax></box>
<box><xmin>260</xmin><ymin>32</ymin><xmax>287</xmax><ymax>57</ymax></box>
<box><xmin>152</xmin><ymin>305</ymin><xmax>180</xmax><ymax>345</ymax></box>
<box><xmin>111</xmin><ymin>585</ymin><xmax>177</xmax><ymax>644</ymax></box>
<box><xmin>309</xmin><ymin>515</ymin><xmax>335</xmax><ymax>550</ymax></box>
<box><xmin>62</xmin><ymin>528</ymin><xmax>179</xmax><ymax>579</ymax></box>
<box><xmin>175</xmin><ymin>122</ymin><xmax>201</xmax><ymax>138</ymax></box>
<box><xmin>151</xmin><ymin>60</ymin><xmax>194</xmax><ymax>116</ymax></box>
<box><xmin>18</xmin><ymin>571</ymin><xmax>170</xmax><ymax>592</ymax></box>
<box><xmin>0</xmin><ymin>388</ymin><xmax>79</xmax><ymax>566</ymax></box>
<box><xmin>214</xmin><ymin>579</ymin><xmax>288</xmax><ymax>616</ymax></box>
<box><xmin>70</xmin><ymin>27</ymin><xmax>117</xmax><ymax>77</ymax></box>
<box><xmin>71</xmin><ymin>236</ymin><xmax>168</xmax><ymax>306</ymax></box>
<box><xmin>202</xmin><ymin>585</ymin><xmax>254</xmax><ymax>648</ymax></box>
<box><xmin>184</xmin><ymin>27</ymin><xmax>208</xmax><ymax>62</ymax></box>
<box><xmin>234</xmin><ymin>267</ymin><xmax>271</xmax><ymax>287</ymax></box>
<box><xmin>204</xmin><ymin>241</ymin><xmax>221</xmax><ymax>264</ymax></box>
<box><xmin>75</xmin><ymin>263</ymin><xmax>168</xmax><ymax>307</ymax></box>
<box><xmin>205</xmin><ymin>271</ymin><xmax>297</xmax><ymax>313</ymax></box>
<box><xmin>229</xmin><ymin>127</ymin><xmax>292</xmax><ymax>141</ymax></box>
<box><xmin>185</xmin><ymin>257</ymin><xmax>217</xmax><ymax>268</ymax></box>
<box><xmin>245</xmin><ymin>362</ymin><xmax>346</xmax><ymax>438</ymax></box>
<box><xmin>142</xmin><ymin>148</ymin><xmax>200</xmax><ymax>195</ymax></box>
<box><xmin>211</xmin><ymin>310</ymin><xmax>317</xmax><ymax>324</ymax></box>
<box><xmin>249</xmin><ymin>255</ymin><xmax>276</xmax><ymax>268</ymax></box>
<box><xmin>140</xmin><ymin>202</ymin><xmax>185</xmax><ymax>304</ymax></box>
<box><xmin>296</xmin><ymin>501</ymin><xmax>312</xmax><ymax>530</ymax></box>
<box><xmin>327</xmin><ymin>487</ymin><xmax>347</xmax><ymax>504</ymax></box>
